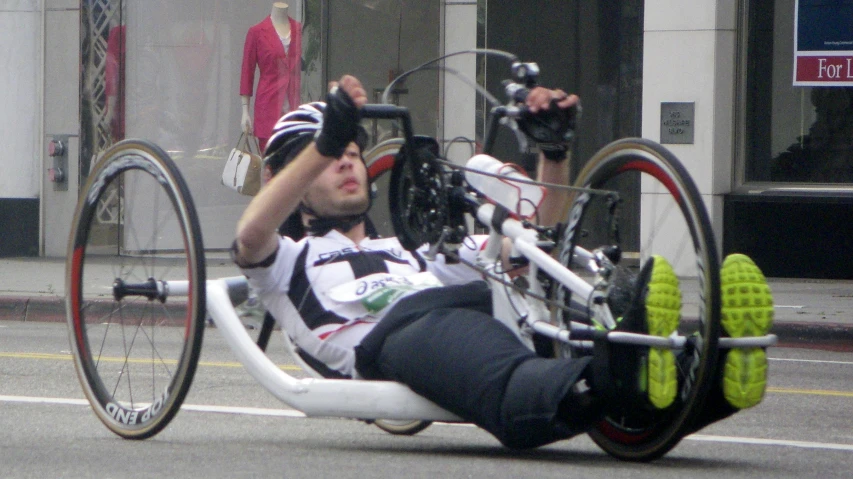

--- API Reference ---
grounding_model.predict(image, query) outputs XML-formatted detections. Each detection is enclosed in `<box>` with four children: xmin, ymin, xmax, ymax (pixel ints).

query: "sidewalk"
<box><xmin>0</xmin><ymin>255</ymin><xmax>239</xmax><ymax>323</ymax></box>
<box><xmin>1</xmin><ymin>256</ymin><xmax>852</xmax><ymax>348</ymax></box>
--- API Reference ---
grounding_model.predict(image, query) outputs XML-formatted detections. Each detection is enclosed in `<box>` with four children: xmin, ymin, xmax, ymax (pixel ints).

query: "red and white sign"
<box><xmin>795</xmin><ymin>55</ymin><xmax>853</xmax><ymax>85</ymax></box>
<box><xmin>794</xmin><ymin>1</ymin><xmax>853</xmax><ymax>86</ymax></box>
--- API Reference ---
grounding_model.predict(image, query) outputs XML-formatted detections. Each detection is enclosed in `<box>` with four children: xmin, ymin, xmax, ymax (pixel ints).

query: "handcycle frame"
<box><xmin>66</xmin><ymin>62</ymin><xmax>777</xmax><ymax>462</ymax></box>
<box><xmin>208</xmin><ymin>103</ymin><xmax>776</xmax><ymax>421</ymax></box>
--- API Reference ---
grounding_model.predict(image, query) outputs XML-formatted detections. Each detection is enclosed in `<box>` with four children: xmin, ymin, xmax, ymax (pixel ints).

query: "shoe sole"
<box><xmin>643</xmin><ymin>255</ymin><xmax>681</xmax><ymax>409</ymax></box>
<box><xmin>720</xmin><ymin>254</ymin><xmax>774</xmax><ymax>409</ymax></box>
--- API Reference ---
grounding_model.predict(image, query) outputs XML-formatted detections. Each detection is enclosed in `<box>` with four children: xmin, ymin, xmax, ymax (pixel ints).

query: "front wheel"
<box><xmin>552</xmin><ymin>138</ymin><xmax>721</xmax><ymax>461</ymax></box>
<box><xmin>66</xmin><ymin>139</ymin><xmax>206</xmax><ymax>439</ymax></box>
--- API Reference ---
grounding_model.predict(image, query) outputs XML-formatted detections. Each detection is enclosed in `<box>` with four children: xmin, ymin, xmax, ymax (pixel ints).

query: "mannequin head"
<box><xmin>271</xmin><ymin>2</ymin><xmax>290</xmax><ymax>25</ymax></box>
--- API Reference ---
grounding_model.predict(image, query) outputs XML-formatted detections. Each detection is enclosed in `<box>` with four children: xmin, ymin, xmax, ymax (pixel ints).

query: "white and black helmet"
<box><xmin>264</xmin><ymin>101</ymin><xmax>367</xmax><ymax>175</ymax></box>
<box><xmin>264</xmin><ymin>102</ymin><xmax>326</xmax><ymax>174</ymax></box>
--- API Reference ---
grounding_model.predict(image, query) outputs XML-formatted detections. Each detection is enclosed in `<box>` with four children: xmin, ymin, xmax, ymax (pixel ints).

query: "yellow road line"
<box><xmin>766</xmin><ymin>387</ymin><xmax>853</xmax><ymax>398</ymax></box>
<box><xmin>0</xmin><ymin>352</ymin><xmax>301</xmax><ymax>371</ymax></box>
<box><xmin>3</xmin><ymin>352</ymin><xmax>852</xmax><ymax>396</ymax></box>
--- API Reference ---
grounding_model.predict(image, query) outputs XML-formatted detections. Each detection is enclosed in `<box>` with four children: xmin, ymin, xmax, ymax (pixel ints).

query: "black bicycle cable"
<box><xmin>380</xmin><ymin>49</ymin><xmax>518</xmax><ymax>105</ymax></box>
<box><xmin>444</xmin><ymin>135</ymin><xmax>477</xmax><ymax>159</ymax></box>
<box><xmin>433</xmin><ymin>156</ymin><xmax>616</xmax><ymax>197</ymax></box>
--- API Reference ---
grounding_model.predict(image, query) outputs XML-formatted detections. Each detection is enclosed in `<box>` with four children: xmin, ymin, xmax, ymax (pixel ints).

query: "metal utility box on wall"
<box><xmin>47</xmin><ymin>135</ymin><xmax>69</xmax><ymax>192</ymax></box>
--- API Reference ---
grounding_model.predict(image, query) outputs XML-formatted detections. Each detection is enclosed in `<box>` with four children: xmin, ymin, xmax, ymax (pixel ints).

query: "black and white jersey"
<box><xmin>241</xmin><ymin>229</ymin><xmax>487</xmax><ymax>377</ymax></box>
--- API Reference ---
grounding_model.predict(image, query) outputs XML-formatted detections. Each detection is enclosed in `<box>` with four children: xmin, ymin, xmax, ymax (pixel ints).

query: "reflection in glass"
<box><xmin>81</xmin><ymin>0</ymin><xmax>125</xmax><ymax>180</ymax></box>
<box><xmin>746</xmin><ymin>0</ymin><xmax>853</xmax><ymax>184</ymax></box>
<box><xmin>105</xmin><ymin>24</ymin><xmax>127</xmax><ymax>144</ymax></box>
<box><xmin>240</xmin><ymin>2</ymin><xmax>303</xmax><ymax>153</ymax></box>
<box><xmin>771</xmin><ymin>87</ymin><xmax>853</xmax><ymax>183</ymax></box>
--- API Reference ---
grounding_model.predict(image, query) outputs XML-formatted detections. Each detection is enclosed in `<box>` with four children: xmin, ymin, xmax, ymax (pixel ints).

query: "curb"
<box><xmin>0</xmin><ymin>296</ymin><xmax>65</xmax><ymax>323</ymax></box>
<box><xmin>770</xmin><ymin>321</ymin><xmax>853</xmax><ymax>351</ymax></box>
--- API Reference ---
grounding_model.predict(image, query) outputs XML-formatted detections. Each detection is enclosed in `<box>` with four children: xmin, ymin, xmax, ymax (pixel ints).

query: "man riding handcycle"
<box><xmin>231</xmin><ymin>74</ymin><xmax>775</xmax><ymax>457</ymax></box>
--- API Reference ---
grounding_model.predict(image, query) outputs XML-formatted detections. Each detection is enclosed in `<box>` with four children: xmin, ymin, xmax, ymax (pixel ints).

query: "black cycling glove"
<box><xmin>315</xmin><ymin>86</ymin><xmax>361</xmax><ymax>158</ymax></box>
<box><xmin>518</xmin><ymin>99</ymin><xmax>581</xmax><ymax>162</ymax></box>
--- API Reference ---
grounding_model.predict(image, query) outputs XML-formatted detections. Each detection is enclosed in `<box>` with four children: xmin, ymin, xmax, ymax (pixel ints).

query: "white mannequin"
<box><xmin>242</xmin><ymin>2</ymin><xmax>291</xmax><ymax>135</ymax></box>
<box><xmin>270</xmin><ymin>2</ymin><xmax>291</xmax><ymax>38</ymax></box>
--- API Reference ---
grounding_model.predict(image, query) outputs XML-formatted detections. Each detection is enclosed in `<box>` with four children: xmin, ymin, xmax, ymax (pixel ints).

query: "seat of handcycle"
<box><xmin>290</xmin><ymin>326</ymin><xmax>351</xmax><ymax>379</ymax></box>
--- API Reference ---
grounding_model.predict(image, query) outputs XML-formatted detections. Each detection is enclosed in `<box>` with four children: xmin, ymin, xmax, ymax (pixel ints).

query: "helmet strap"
<box><xmin>300</xmin><ymin>202</ymin><xmax>369</xmax><ymax>236</ymax></box>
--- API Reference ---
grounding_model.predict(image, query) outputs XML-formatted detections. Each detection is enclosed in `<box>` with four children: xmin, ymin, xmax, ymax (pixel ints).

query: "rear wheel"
<box><xmin>365</xmin><ymin>138</ymin><xmax>405</xmax><ymax>237</ymax></box>
<box><xmin>66</xmin><ymin>139</ymin><xmax>206</xmax><ymax>439</ymax></box>
<box><xmin>552</xmin><ymin>138</ymin><xmax>720</xmax><ymax>461</ymax></box>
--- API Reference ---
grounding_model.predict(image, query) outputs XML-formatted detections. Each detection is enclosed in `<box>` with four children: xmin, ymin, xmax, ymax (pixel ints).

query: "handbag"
<box><xmin>222</xmin><ymin>133</ymin><xmax>263</xmax><ymax>196</ymax></box>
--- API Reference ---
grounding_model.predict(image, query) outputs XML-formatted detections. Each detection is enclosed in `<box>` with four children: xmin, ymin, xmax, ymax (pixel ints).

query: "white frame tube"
<box><xmin>189</xmin><ymin>199</ymin><xmax>778</xmax><ymax>420</ymax></box>
<box><xmin>206</xmin><ymin>278</ymin><xmax>460</xmax><ymax>422</ymax></box>
<box><xmin>475</xmin><ymin>203</ymin><xmax>594</xmax><ymax>300</ymax></box>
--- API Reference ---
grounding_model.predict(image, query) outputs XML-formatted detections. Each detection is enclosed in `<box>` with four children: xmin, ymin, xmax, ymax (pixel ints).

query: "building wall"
<box><xmin>0</xmin><ymin>0</ymin><xmax>43</xmax><ymax>255</ymax></box>
<box><xmin>18</xmin><ymin>0</ymin><xmax>746</xmax><ymax>262</ymax></box>
<box><xmin>642</xmin><ymin>0</ymin><xmax>736</xmax><ymax>271</ymax></box>
<box><xmin>42</xmin><ymin>0</ymin><xmax>81</xmax><ymax>257</ymax></box>
<box><xmin>441</xmin><ymin>0</ymin><xmax>477</xmax><ymax>165</ymax></box>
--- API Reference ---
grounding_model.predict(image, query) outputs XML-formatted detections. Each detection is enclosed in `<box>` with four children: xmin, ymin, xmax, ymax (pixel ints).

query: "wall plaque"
<box><xmin>660</xmin><ymin>102</ymin><xmax>694</xmax><ymax>144</ymax></box>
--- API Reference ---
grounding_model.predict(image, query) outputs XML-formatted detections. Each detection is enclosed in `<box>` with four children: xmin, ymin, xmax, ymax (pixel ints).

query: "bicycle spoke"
<box><xmin>67</xmin><ymin>140</ymin><xmax>205</xmax><ymax>439</ymax></box>
<box><xmin>551</xmin><ymin>138</ymin><xmax>720</xmax><ymax>461</ymax></box>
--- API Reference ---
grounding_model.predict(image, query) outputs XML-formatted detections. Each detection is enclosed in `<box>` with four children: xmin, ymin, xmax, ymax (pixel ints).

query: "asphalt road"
<box><xmin>0</xmin><ymin>320</ymin><xmax>851</xmax><ymax>478</ymax></box>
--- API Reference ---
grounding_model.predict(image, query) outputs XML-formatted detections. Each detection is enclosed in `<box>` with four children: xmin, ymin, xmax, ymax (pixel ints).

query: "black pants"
<box><xmin>355</xmin><ymin>281</ymin><xmax>590</xmax><ymax>449</ymax></box>
<box><xmin>354</xmin><ymin>281</ymin><xmax>737</xmax><ymax>449</ymax></box>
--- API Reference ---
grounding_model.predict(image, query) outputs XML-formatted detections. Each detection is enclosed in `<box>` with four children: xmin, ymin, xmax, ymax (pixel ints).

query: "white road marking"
<box><xmin>687</xmin><ymin>434</ymin><xmax>853</xmax><ymax>452</ymax></box>
<box><xmin>0</xmin><ymin>395</ymin><xmax>88</xmax><ymax>406</ymax></box>
<box><xmin>181</xmin><ymin>404</ymin><xmax>305</xmax><ymax>417</ymax></box>
<box><xmin>775</xmin><ymin>305</ymin><xmax>804</xmax><ymax>309</ymax></box>
<box><xmin>0</xmin><ymin>395</ymin><xmax>304</xmax><ymax>417</ymax></box>
<box><xmin>2</xmin><ymin>395</ymin><xmax>852</xmax><ymax>452</ymax></box>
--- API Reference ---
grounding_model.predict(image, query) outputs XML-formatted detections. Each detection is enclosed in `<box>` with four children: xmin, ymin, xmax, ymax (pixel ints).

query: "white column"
<box><xmin>0</xmin><ymin>0</ymin><xmax>41</xmax><ymax>199</ymax></box>
<box><xmin>442</xmin><ymin>1</ymin><xmax>478</xmax><ymax>165</ymax></box>
<box><xmin>642</xmin><ymin>0</ymin><xmax>737</xmax><ymax>271</ymax></box>
<box><xmin>42</xmin><ymin>0</ymin><xmax>81</xmax><ymax>256</ymax></box>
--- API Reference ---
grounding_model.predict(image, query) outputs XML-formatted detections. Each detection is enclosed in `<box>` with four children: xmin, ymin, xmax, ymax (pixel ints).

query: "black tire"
<box><xmin>373</xmin><ymin>418</ymin><xmax>432</xmax><ymax>436</ymax></box>
<box><xmin>365</xmin><ymin>138</ymin><xmax>405</xmax><ymax>238</ymax></box>
<box><xmin>553</xmin><ymin>138</ymin><xmax>721</xmax><ymax>461</ymax></box>
<box><xmin>66</xmin><ymin>139</ymin><xmax>206</xmax><ymax>439</ymax></box>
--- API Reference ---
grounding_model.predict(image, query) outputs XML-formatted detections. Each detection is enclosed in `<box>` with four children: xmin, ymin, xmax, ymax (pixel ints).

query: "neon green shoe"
<box><xmin>720</xmin><ymin>254</ymin><xmax>774</xmax><ymax>409</ymax></box>
<box><xmin>613</xmin><ymin>255</ymin><xmax>681</xmax><ymax>409</ymax></box>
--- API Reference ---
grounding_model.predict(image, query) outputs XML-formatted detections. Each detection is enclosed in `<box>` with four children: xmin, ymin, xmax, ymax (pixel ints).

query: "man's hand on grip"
<box><xmin>315</xmin><ymin>75</ymin><xmax>367</xmax><ymax>158</ymax></box>
<box><xmin>520</xmin><ymin>88</ymin><xmax>581</xmax><ymax>162</ymax></box>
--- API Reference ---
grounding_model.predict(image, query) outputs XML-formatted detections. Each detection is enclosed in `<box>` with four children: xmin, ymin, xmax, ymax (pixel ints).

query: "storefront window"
<box><xmin>80</xmin><ymin>0</ymin><xmax>441</xmax><ymax>249</ymax></box>
<box><xmin>80</xmin><ymin>1</ymin><xmax>326</xmax><ymax>249</ymax></box>
<box><xmin>477</xmin><ymin>1</ymin><xmax>643</xmax><ymax>173</ymax></box>
<box><xmin>745</xmin><ymin>0</ymin><xmax>853</xmax><ymax>184</ymax></box>
<box><xmin>477</xmin><ymin>1</ymin><xmax>644</xmax><ymax>249</ymax></box>
<box><xmin>326</xmin><ymin>0</ymin><xmax>440</xmax><ymax>142</ymax></box>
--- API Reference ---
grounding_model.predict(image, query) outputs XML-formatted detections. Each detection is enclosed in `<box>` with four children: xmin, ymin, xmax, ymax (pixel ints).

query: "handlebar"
<box><xmin>360</xmin><ymin>104</ymin><xmax>415</xmax><ymax>146</ymax></box>
<box><xmin>360</xmin><ymin>58</ymin><xmax>576</xmax><ymax>157</ymax></box>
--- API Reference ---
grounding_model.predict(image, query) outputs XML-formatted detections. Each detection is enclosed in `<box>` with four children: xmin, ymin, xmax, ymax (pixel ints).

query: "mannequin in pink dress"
<box><xmin>240</xmin><ymin>2</ymin><xmax>302</xmax><ymax>152</ymax></box>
